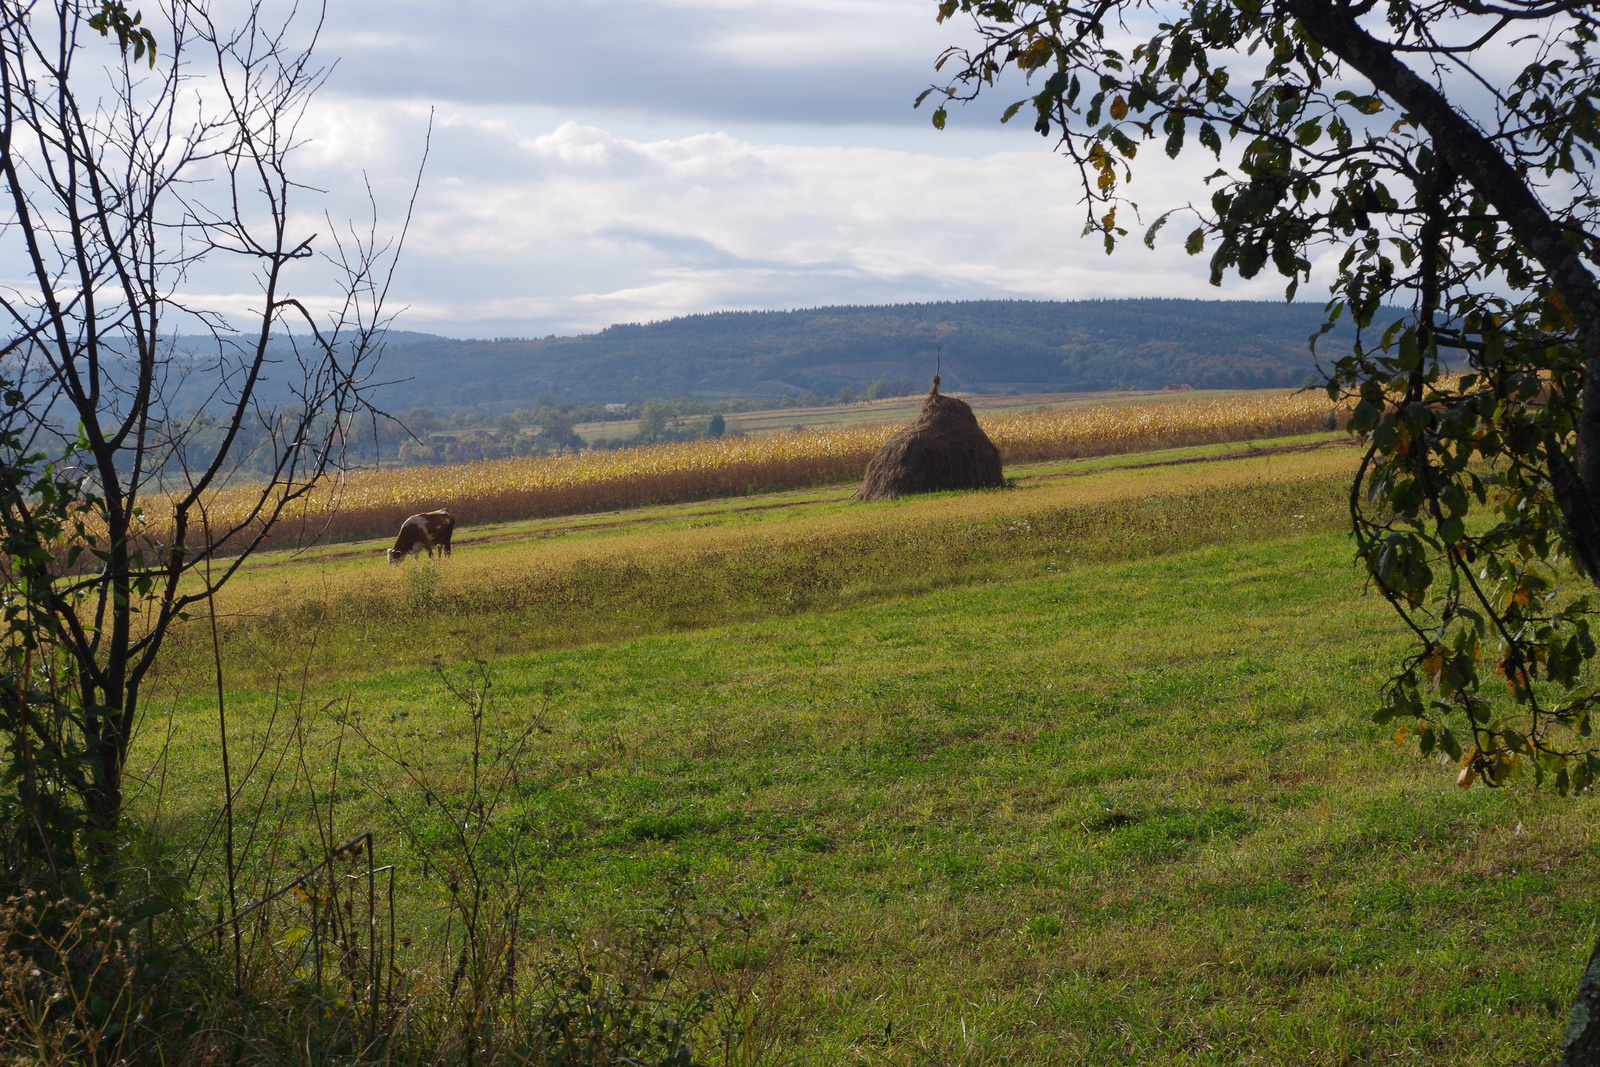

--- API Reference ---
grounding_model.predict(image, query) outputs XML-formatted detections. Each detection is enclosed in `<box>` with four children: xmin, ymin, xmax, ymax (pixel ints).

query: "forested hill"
<box><xmin>368</xmin><ymin>299</ymin><xmax>1385</xmax><ymax>412</ymax></box>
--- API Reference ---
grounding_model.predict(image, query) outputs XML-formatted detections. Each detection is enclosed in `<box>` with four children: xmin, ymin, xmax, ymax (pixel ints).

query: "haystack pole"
<box><xmin>856</xmin><ymin>369</ymin><xmax>1004</xmax><ymax>501</ymax></box>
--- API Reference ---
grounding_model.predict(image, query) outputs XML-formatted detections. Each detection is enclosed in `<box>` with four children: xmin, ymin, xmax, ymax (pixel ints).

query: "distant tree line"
<box><xmin>306</xmin><ymin>378</ymin><xmax>921</xmax><ymax>468</ymax></box>
<box><xmin>149</xmin><ymin>303</ymin><xmax>1365</xmax><ymax>418</ymax></box>
<box><xmin>360</xmin><ymin>299</ymin><xmax>1369</xmax><ymax>413</ymax></box>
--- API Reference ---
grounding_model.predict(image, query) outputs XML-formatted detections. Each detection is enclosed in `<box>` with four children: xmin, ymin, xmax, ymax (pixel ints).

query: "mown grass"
<box><xmin>166</xmin><ymin>438</ymin><xmax>1358</xmax><ymax>686</ymax></box>
<box><xmin>134</xmin><ymin>435</ymin><xmax>1590</xmax><ymax>1065</ymax></box>
<box><xmin>181</xmin><ymin>390</ymin><xmax>1338</xmax><ymax>549</ymax></box>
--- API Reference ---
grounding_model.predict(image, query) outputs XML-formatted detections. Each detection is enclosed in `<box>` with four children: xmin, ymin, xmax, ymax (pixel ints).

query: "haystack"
<box><xmin>856</xmin><ymin>378</ymin><xmax>1004</xmax><ymax>501</ymax></box>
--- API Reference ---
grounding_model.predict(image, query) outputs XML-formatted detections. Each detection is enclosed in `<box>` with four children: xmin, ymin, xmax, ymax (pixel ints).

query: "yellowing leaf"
<box><xmin>1422</xmin><ymin>649</ymin><xmax>1445</xmax><ymax>680</ymax></box>
<box><xmin>1020</xmin><ymin>39</ymin><xmax>1053</xmax><ymax>70</ymax></box>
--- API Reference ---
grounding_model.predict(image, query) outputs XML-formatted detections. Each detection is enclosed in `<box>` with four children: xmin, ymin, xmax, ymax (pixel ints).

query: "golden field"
<box><xmin>187</xmin><ymin>389</ymin><xmax>1339</xmax><ymax>547</ymax></box>
<box><xmin>170</xmin><ymin>441</ymin><xmax>1361</xmax><ymax>683</ymax></box>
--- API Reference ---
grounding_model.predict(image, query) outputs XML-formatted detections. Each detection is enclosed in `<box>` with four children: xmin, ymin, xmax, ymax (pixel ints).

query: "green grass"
<box><xmin>573</xmin><ymin>386</ymin><xmax>1297</xmax><ymax>441</ymax></box>
<box><xmin>140</xmin><ymin>466</ymin><xmax>1591</xmax><ymax>1063</ymax></box>
<box><xmin>171</xmin><ymin>440</ymin><xmax>1355</xmax><ymax>687</ymax></box>
<box><xmin>235</xmin><ymin>432</ymin><xmax>1347</xmax><ymax>573</ymax></box>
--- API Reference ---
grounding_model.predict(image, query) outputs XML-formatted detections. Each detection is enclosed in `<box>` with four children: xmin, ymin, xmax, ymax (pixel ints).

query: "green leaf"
<box><xmin>1144</xmin><ymin>211</ymin><xmax>1175</xmax><ymax>249</ymax></box>
<box><xmin>88</xmin><ymin>1</ymin><xmax>157</xmax><ymax>66</ymax></box>
<box><xmin>127</xmin><ymin>897</ymin><xmax>173</xmax><ymax>922</ymax></box>
<box><xmin>1348</xmin><ymin>399</ymin><xmax>1380</xmax><ymax>434</ymax></box>
<box><xmin>1396</xmin><ymin>329</ymin><xmax>1420</xmax><ymax>371</ymax></box>
<box><xmin>1372</xmin><ymin>413</ymin><xmax>1399</xmax><ymax>451</ymax></box>
<box><xmin>1439</xmin><ymin>726</ymin><xmax>1463</xmax><ymax>762</ymax></box>
<box><xmin>932</xmin><ymin>107</ymin><xmax>947</xmax><ymax>131</ymax></box>
<box><xmin>1184</xmin><ymin>227</ymin><xmax>1205</xmax><ymax>255</ymax></box>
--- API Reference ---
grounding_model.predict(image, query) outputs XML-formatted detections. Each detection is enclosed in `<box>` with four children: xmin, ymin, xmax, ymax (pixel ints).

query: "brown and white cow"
<box><xmin>387</xmin><ymin>509</ymin><xmax>456</xmax><ymax>564</ymax></box>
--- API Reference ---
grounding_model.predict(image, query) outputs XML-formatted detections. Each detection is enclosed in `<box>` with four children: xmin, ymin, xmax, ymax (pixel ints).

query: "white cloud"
<box><xmin>133</xmin><ymin>1</ymin><xmax>1390</xmax><ymax>340</ymax></box>
<box><xmin>16</xmin><ymin>0</ymin><xmax>1523</xmax><ymax>352</ymax></box>
<box><xmin>273</xmin><ymin>99</ymin><xmax>1314</xmax><ymax>338</ymax></box>
<box><xmin>311</xmin><ymin>0</ymin><xmax>1007</xmax><ymax>127</ymax></box>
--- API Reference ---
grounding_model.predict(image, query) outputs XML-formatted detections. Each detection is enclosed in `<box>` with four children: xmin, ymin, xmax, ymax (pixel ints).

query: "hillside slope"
<box><xmin>368</xmin><ymin>299</ymin><xmax>1379</xmax><ymax>411</ymax></box>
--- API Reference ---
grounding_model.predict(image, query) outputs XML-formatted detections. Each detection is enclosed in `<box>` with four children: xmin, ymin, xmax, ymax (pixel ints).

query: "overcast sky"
<box><xmin>269</xmin><ymin>0</ymin><xmax>1322</xmax><ymax>338</ymax></box>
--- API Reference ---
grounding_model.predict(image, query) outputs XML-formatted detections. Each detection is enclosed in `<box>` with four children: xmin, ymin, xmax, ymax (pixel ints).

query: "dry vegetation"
<box><xmin>191</xmin><ymin>390</ymin><xmax>1337</xmax><ymax>547</ymax></box>
<box><xmin>167</xmin><ymin>444</ymin><xmax>1361</xmax><ymax>684</ymax></box>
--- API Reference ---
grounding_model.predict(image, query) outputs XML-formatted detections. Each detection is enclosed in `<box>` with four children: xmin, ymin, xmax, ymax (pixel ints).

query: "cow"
<box><xmin>387</xmin><ymin>509</ymin><xmax>456</xmax><ymax>564</ymax></box>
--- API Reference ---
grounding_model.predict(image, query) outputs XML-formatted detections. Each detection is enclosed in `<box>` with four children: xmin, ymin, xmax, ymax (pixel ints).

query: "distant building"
<box><xmin>605</xmin><ymin>403</ymin><xmax>627</xmax><ymax>413</ymax></box>
<box><xmin>1162</xmin><ymin>383</ymin><xmax>1194</xmax><ymax>391</ymax></box>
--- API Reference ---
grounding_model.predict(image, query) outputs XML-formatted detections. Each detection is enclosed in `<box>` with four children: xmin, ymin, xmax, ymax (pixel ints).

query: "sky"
<box><xmin>262</xmin><ymin>0</ymin><xmax>1326</xmax><ymax>338</ymax></box>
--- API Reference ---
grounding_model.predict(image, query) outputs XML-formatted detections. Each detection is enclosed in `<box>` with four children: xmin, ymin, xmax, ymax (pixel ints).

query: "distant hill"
<box><xmin>363</xmin><ymin>299</ymin><xmax>1387</xmax><ymax>413</ymax></box>
<box><xmin>129</xmin><ymin>299</ymin><xmax>1389</xmax><ymax>415</ymax></box>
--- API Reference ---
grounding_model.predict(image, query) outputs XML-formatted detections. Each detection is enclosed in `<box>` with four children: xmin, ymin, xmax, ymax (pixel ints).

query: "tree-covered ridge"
<box><xmin>368</xmin><ymin>298</ymin><xmax>1379</xmax><ymax>412</ymax></box>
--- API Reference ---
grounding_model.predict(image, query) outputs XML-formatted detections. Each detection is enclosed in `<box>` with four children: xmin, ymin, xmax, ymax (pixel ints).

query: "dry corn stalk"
<box><xmin>140</xmin><ymin>390</ymin><xmax>1337</xmax><ymax>545</ymax></box>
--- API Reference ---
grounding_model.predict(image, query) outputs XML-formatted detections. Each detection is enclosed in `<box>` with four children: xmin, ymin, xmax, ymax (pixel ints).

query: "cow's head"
<box><xmin>386</xmin><ymin>547</ymin><xmax>405</xmax><ymax>565</ymax></box>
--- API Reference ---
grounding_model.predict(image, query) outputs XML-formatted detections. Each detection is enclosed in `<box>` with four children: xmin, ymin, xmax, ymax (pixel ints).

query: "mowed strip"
<box><xmin>181</xmin><ymin>439</ymin><xmax>1362</xmax><ymax>682</ymax></box>
<box><xmin>215</xmin><ymin>438</ymin><xmax>1358</xmax><ymax>608</ymax></box>
<box><xmin>175</xmin><ymin>389</ymin><xmax>1339</xmax><ymax>547</ymax></box>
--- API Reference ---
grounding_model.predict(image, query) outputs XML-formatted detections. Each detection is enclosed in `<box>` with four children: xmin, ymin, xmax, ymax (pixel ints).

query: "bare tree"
<box><xmin>0</xmin><ymin>0</ymin><xmax>414</xmax><ymax>848</ymax></box>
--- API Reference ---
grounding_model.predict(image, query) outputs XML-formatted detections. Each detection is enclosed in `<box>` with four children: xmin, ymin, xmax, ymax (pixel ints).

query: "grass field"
<box><xmin>571</xmin><ymin>387</ymin><xmax>1289</xmax><ymax>441</ymax></box>
<box><xmin>134</xmin><ymin>430</ymin><xmax>1593</xmax><ymax>1065</ymax></box>
<box><xmin>172</xmin><ymin>434</ymin><xmax>1357</xmax><ymax>684</ymax></box>
<box><xmin>179</xmin><ymin>388</ymin><xmax>1337</xmax><ymax>550</ymax></box>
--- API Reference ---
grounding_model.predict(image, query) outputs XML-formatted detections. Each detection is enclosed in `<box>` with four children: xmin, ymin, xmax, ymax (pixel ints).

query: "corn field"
<box><xmin>184</xmin><ymin>390</ymin><xmax>1340</xmax><ymax>546</ymax></box>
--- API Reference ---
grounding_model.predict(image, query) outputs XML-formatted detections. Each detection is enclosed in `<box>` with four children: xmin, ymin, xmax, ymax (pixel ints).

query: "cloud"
<box><xmin>109</xmin><ymin>3</ymin><xmax>1363</xmax><ymax>340</ymax></box>
<box><xmin>12</xmin><ymin>0</ymin><xmax>1512</xmax><ymax>352</ymax></box>
<box><xmin>270</xmin><ymin>101</ymin><xmax>1318</xmax><ymax>338</ymax></box>
<box><xmin>317</xmin><ymin>0</ymin><xmax>986</xmax><ymax>125</ymax></box>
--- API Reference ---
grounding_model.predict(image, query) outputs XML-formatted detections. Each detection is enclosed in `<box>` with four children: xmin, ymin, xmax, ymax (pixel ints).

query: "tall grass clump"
<box><xmin>175</xmin><ymin>391</ymin><xmax>1340</xmax><ymax>546</ymax></box>
<box><xmin>2</xmin><ymin>656</ymin><xmax>771</xmax><ymax>1065</ymax></box>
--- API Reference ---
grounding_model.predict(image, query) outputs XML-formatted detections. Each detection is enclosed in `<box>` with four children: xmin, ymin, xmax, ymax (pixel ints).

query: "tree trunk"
<box><xmin>1283</xmin><ymin>6</ymin><xmax>1600</xmax><ymax>1059</ymax></box>
<box><xmin>1287</xmin><ymin>0</ymin><xmax>1600</xmax><ymax>580</ymax></box>
<box><xmin>1564</xmin><ymin>932</ymin><xmax>1600</xmax><ymax>1066</ymax></box>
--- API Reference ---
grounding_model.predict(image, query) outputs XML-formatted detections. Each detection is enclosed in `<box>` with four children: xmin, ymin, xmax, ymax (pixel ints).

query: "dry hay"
<box><xmin>856</xmin><ymin>380</ymin><xmax>1004</xmax><ymax>501</ymax></box>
